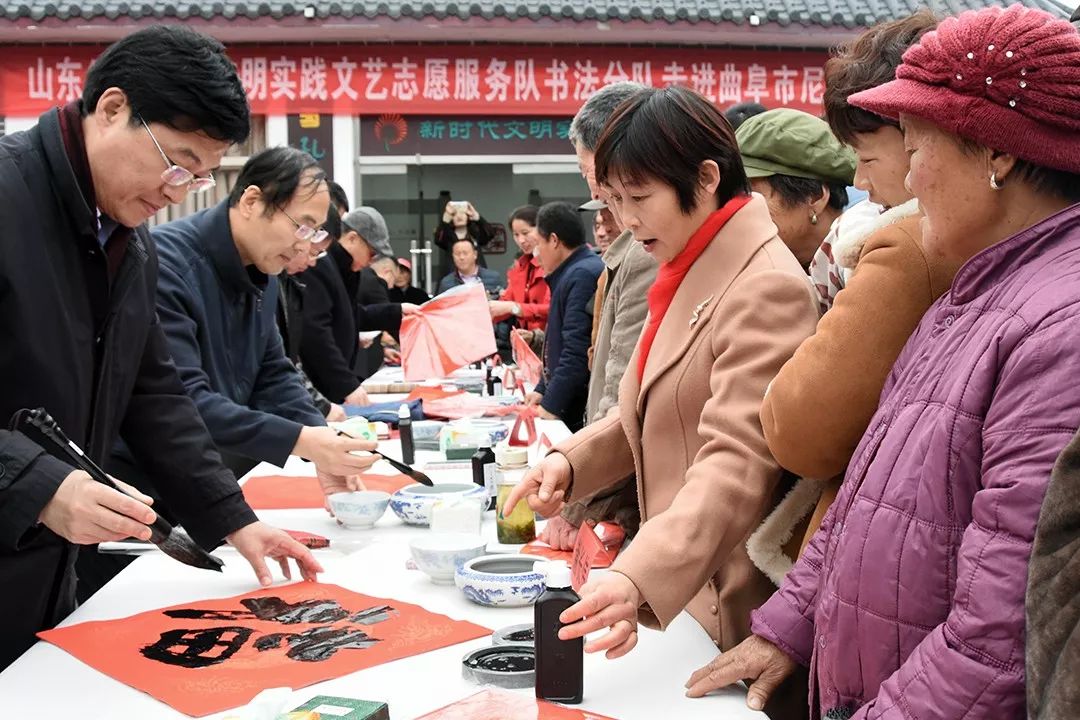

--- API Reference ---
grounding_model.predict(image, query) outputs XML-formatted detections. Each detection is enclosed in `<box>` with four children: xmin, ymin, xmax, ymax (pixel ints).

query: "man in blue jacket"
<box><xmin>137</xmin><ymin>146</ymin><xmax>380</xmax><ymax>489</ymax></box>
<box><xmin>525</xmin><ymin>202</ymin><xmax>604</xmax><ymax>431</ymax></box>
<box><xmin>0</xmin><ymin>27</ymin><xmax>320</xmax><ymax>667</ymax></box>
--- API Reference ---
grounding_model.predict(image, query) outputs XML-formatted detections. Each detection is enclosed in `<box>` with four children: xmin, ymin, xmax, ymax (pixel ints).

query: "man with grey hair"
<box><xmin>301</xmin><ymin>206</ymin><xmax>419</xmax><ymax>405</ymax></box>
<box><xmin>543</xmin><ymin>82</ymin><xmax>659</xmax><ymax>550</ymax></box>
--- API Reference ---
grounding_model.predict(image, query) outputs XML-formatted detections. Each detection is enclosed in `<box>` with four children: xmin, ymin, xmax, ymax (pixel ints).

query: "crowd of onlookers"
<box><xmin>2</xmin><ymin>5</ymin><xmax>1079</xmax><ymax>718</ymax></box>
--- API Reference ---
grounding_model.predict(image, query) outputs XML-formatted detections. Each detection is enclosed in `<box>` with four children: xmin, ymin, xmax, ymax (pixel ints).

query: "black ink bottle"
<box><xmin>534</xmin><ymin>560</ymin><xmax>583</xmax><ymax>704</ymax></box>
<box><xmin>398</xmin><ymin>403</ymin><xmax>415</xmax><ymax>465</ymax></box>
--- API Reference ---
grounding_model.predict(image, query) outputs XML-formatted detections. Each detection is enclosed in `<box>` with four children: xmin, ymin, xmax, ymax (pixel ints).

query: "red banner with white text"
<box><xmin>1</xmin><ymin>44</ymin><xmax>829</xmax><ymax>117</ymax></box>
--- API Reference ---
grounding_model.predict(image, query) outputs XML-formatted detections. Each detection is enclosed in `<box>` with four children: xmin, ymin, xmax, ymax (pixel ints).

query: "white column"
<box><xmin>3</xmin><ymin>116</ymin><xmax>39</xmax><ymax>134</ymax></box>
<box><xmin>265</xmin><ymin>114</ymin><xmax>288</xmax><ymax>148</ymax></box>
<box><xmin>332</xmin><ymin>114</ymin><xmax>357</xmax><ymax>206</ymax></box>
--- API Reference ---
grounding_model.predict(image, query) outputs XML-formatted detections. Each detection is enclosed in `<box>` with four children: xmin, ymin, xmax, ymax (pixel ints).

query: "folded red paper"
<box><xmin>400</xmin><ymin>284</ymin><xmax>497</xmax><ymax>381</ymax></box>
<box><xmin>242</xmin><ymin>473</ymin><xmax>413</xmax><ymax>510</ymax></box>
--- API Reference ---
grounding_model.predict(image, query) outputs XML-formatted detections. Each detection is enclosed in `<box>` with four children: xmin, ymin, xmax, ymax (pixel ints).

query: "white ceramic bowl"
<box><xmin>455</xmin><ymin>554</ymin><xmax>547</xmax><ymax>607</ymax></box>
<box><xmin>408</xmin><ymin>532</ymin><xmax>488</xmax><ymax>584</ymax></box>
<box><xmin>327</xmin><ymin>490</ymin><xmax>390</xmax><ymax>528</ymax></box>
<box><xmin>389</xmin><ymin>483</ymin><xmax>487</xmax><ymax>526</ymax></box>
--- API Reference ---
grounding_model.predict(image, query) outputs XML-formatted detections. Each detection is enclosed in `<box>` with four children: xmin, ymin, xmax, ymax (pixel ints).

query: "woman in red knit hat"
<box><xmin>685</xmin><ymin>5</ymin><xmax>1080</xmax><ymax>719</ymax></box>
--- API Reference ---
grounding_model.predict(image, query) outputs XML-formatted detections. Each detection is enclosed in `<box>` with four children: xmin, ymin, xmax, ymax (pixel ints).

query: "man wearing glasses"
<box><xmin>0</xmin><ymin>27</ymin><xmax>323</xmax><ymax>669</ymax></box>
<box><xmin>105</xmin><ymin>147</ymin><xmax>379</xmax><ymax>517</ymax></box>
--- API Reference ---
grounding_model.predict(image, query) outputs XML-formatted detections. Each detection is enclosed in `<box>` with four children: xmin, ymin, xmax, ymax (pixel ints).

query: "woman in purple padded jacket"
<box><xmin>684</xmin><ymin>5</ymin><xmax>1080</xmax><ymax>719</ymax></box>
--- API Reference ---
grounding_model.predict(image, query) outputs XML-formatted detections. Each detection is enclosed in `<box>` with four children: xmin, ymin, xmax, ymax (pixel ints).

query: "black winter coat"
<box><xmin>0</xmin><ymin>106</ymin><xmax>255</xmax><ymax>669</ymax></box>
<box><xmin>300</xmin><ymin>244</ymin><xmax>401</xmax><ymax>403</ymax></box>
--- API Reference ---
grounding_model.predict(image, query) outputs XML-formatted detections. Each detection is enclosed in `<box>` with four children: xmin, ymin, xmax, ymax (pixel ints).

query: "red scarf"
<box><xmin>637</xmin><ymin>194</ymin><xmax>752</xmax><ymax>381</ymax></box>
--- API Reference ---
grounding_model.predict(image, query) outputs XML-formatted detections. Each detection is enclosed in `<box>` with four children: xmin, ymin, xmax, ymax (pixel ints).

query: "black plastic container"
<box><xmin>471</xmin><ymin>439</ymin><xmax>496</xmax><ymax>511</ymax></box>
<box><xmin>397</xmin><ymin>404</ymin><xmax>415</xmax><ymax>465</ymax></box>
<box><xmin>534</xmin><ymin>561</ymin><xmax>583</xmax><ymax>704</ymax></box>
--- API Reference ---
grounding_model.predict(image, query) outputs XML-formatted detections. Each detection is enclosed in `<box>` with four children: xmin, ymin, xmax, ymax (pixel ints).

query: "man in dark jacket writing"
<box><xmin>0</xmin><ymin>27</ymin><xmax>320</xmax><ymax>670</ymax></box>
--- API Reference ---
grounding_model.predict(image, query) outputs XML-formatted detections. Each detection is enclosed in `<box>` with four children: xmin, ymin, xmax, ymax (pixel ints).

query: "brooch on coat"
<box><xmin>689</xmin><ymin>295</ymin><xmax>714</xmax><ymax>328</ymax></box>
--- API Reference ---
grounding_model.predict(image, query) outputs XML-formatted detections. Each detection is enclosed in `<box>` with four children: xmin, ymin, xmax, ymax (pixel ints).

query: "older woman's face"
<box><xmin>750</xmin><ymin>177</ymin><xmax>821</xmax><ymax>269</ymax></box>
<box><xmin>902</xmin><ymin>114</ymin><xmax>993</xmax><ymax>270</ymax></box>
<box><xmin>851</xmin><ymin>127</ymin><xmax>913</xmax><ymax>211</ymax></box>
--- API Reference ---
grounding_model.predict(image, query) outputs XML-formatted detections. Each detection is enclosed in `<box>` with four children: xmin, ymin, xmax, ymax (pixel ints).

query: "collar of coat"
<box><xmin>831</xmin><ymin>198</ymin><xmax>920</xmax><ymax>271</ymax></box>
<box><xmin>601</xmin><ymin>228</ymin><xmax>637</xmax><ymax>271</ymax></box>
<box><xmin>204</xmin><ymin>200</ymin><xmax>268</xmax><ymax>297</ymax></box>
<box><xmin>951</xmin><ymin>200</ymin><xmax>1080</xmax><ymax>305</ymax></box>
<box><xmin>631</xmin><ymin>194</ymin><xmax>783</xmax><ymax>403</ymax></box>
<box><xmin>544</xmin><ymin>244</ymin><xmax>595</xmax><ymax>288</ymax></box>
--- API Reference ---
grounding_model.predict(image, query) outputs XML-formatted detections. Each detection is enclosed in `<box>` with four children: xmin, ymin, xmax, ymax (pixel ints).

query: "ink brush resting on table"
<box><xmin>11</xmin><ymin>407</ymin><xmax>224</xmax><ymax>572</ymax></box>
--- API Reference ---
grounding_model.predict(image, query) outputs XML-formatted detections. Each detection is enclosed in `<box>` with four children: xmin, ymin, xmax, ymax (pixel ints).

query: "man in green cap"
<box><xmin>736</xmin><ymin>108</ymin><xmax>857</xmax><ymax>269</ymax></box>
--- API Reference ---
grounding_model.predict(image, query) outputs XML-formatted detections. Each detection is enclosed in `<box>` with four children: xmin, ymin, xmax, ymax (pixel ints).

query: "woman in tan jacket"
<box><xmin>747</xmin><ymin>11</ymin><xmax>956</xmax><ymax>587</ymax></box>
<box><xmin>503</xmin><ymin>86</ymin><xmax>817</xmax><ymax>678</ymax></box>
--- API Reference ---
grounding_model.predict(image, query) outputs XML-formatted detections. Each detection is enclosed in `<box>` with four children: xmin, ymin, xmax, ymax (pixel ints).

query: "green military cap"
<box><xmin>736</xmin><ymin>108</ymin><xmax>856</xmax><ymax>186</ymax></box>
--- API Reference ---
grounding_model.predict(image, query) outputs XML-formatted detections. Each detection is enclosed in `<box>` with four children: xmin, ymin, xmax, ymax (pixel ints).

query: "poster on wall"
<box><xmin>287</xmin><ymin>113</ymin><xmax>335</xmax><ymax>177</ymax></box>
<box><xmin>38</xmin><ymin>583</ymin><xmax>490</xmax><ymax>717</ymax></box>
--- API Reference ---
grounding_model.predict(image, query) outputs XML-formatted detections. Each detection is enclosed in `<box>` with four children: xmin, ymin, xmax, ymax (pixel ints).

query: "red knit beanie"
<box><xmin>850</xmin><ymin>4</ymin><xmax>1080</xmax><ymax>174</ymax></box>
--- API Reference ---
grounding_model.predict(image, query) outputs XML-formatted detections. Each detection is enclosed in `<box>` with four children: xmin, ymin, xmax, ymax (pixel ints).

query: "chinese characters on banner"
<box><xmin>2</xmin><ymin>45</ymin><xmax>828</xmax><ymax>117</ymax></box>
<box><xmin>38</xmin><ymin>583</ymin><xmax>490</xmax><ymax>717</ymax></box>
<box><xmin>360</xmin><ymin>115</ymin><xmax>575</xmax><ymax>156</ymax></box>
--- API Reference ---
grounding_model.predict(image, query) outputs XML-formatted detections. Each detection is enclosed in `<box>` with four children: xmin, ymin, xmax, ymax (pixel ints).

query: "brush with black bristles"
<box><xmin>12</xmin><ymin>408</ymin><xmax>224</xmax><ymax>573</ymax></box>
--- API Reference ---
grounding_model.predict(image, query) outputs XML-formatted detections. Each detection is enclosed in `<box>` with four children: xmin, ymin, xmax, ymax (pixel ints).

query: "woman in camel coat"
<box><xmin>503</xmin><ymin>86</ymin><xmax>817</xmax><ymax>695</ymax></box>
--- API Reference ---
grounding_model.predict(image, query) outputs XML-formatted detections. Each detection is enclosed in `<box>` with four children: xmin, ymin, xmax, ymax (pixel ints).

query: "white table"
<box><xmin>0</xmin><ymin>433</ymin><xmax>757</xmax><ymax>719</ymax></box>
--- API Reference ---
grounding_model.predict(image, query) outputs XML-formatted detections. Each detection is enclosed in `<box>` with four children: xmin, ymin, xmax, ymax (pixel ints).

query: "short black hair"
<box><xmin>537</xmin><ymin>202</ymin><xmax>585</xmax><ymax>249</ymax></box>
<box><xmin>328</xmin><ymin>180</ymin><xmax>350</xmax><ymax>213</ymax></box>
<box><xmin>509</xmin><ymin>205</ymin><xmax>539</xmax><ymax>228</ymax></box>
<box><xmin>450</xmin><ymin>236</ymin><xmax>479</xmax><ymax>252</ymax></box>
<box><xmin>823</xmin><ymin>11</ymin><xmax>937</xmax><ymax>144</ymax></box>
<box><xmin>1012</xmin><ymin>161</ymin><xmax>1080</xmax><ymax>203</ymax></box>
<box><xmin>595</xmin><ymin>86</ymin><xmax>750</xmax><ymax>215</ymax></box>
<box><xmin>766</xmin><ymin>175</ymin><xmax>849</xmax><ymax>213</ymax></box>
<box><xmin>82</xmin><ymin>25</ymin><xmax>249</xmax><ymax>145</ymax></box>
<box><xmin>229</xmin><ymin>147</ymin><xmax>327</xmax><ymax>217</ymax></box>
<box><xmin>724</xmin><ymin>102</ymin><xmax>768</xmax><ymax>130</ymax></box>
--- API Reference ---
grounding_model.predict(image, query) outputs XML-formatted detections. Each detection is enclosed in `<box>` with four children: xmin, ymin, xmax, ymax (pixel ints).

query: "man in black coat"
<box><xmin>0</xmin><ymin>27</ymin><xmax>320</xmax><ymax>670</ymax></box>
<box><xmin>301</xmin><ymin>206</ymin><xmax>418</xmax><ymax>405</ymax></box>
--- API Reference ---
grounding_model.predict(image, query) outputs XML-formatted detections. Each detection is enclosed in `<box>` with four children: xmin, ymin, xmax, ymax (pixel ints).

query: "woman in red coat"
<box><xmin>489</xmin><ymin>205</ymin><xmax>550</xmax><ymax>331</ymax></box>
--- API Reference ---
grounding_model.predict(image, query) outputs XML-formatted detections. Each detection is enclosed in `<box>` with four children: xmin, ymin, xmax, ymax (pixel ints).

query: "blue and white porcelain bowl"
<box><xmin>455</xmin><ymin>554</ymin><xmax>547</xmax><ymax>607</ymax></box>
<box><xmin>327</xmin><ymin>490</ymin><xmax>390</xmax><ymax>528</ymax></box>
<box><xmin>389</xmin><ymin>483</ymin><xmax>487</xmax><ymax>526</ymax></box>
<box><xmin>409</xmin><ymin>533</ymin><xmax>488</xmax><ymax>584</ymax></box>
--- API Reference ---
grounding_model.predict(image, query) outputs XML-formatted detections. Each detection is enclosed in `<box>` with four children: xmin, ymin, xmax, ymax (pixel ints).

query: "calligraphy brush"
<box><xmin>12</xmin><ymin>408</ymin><xmax>224</xmax><ymax>573</ymax></box>
<box><xmin>335</xmin><ymin>430</ymin><xmax>434</xmax><ymax>486</ymax></box>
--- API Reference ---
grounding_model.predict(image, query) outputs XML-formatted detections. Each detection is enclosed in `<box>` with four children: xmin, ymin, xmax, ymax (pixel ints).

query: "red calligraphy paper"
<box><xmin>571</xmin><ymin>521</ymin><xmax>605</xmax><ymax>592</ymax></box>
<box><xmin>38</xmin><ymin>583</ymin><xmax>490</xmax><ymax>717</ymax></box>
<box><xmin>406</xmin><ymin>385</ymin><xmax>466</xmax><ymax>403</ymax></box>
<box><xmin>511</xmin><ymin>331</ymin><xmax>544</xmax><ymax>387</ymax></box>
<box><xmin>242</xmin><ymin>474</ymin><xmax>413</xmax><ymax>510</ymax></box>
<box><xmin>400</xmin><ymin>285</ymin><xmax>498</xmax><ymax>382</ymax></box>
<box><xmin>417</xmin><ymin>689</ymin><xmax>618</xmax><ymax>719</ymax></box>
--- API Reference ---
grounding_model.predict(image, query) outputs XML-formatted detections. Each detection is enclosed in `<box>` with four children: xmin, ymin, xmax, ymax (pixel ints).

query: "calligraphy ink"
<box><xmin>534</xmin><ymin>561</ymin><xmax>583</xmax><ymax>703</ymax></box>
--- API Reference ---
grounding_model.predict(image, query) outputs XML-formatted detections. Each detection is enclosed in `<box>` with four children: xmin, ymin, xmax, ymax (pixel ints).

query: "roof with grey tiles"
<box><xmin>1</xmin><ymin>0</ymin><xmax>1072</xmax><ymax>27</ymax></box>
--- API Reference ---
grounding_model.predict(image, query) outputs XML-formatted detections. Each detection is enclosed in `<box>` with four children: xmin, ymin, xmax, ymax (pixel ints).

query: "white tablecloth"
<box><xmin>0</xmin><ymin>427</ymin><xmax>757</xmax><ymax>719</ymax></box>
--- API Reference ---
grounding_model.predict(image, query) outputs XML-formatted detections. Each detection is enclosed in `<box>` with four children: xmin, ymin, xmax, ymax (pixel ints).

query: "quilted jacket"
<box><xmin>752</xmin><ymin>202</ymin><xmax>1080</xmax><ymax>719</ymax></box>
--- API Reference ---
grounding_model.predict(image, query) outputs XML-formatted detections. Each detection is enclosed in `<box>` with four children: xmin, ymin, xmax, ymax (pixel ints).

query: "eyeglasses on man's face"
<box><xmin>278</xmin><ymin>206</ymin><xmax>330</xmax><ymax>244</ymax></box>
<box><xmin>139</xmin><ymin>117</ymin><xmax>216</xmax><ymax>193</ymax></box>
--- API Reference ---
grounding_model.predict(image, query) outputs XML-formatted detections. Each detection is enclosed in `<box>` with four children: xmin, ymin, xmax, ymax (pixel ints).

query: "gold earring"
<box><xmin>810</xmin><ymin>212</ymin><xmax>819</xmax><ymax>225</ymax></box>
<box><xmin>990</xmin><ymin>172</ymin><xmax>1002</xmax><ymax>190</ymax></box>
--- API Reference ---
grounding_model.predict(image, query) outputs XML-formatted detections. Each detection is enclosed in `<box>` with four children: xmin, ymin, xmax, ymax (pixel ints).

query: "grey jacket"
<box><xmin>1027</xmin><ymin>424</ymin><xmax>1080</xmax><ymax>719</ymax></box>
<box><xmin>585</xmin><ymin>229</ymin><xmax>657</xmax><ymax>423</ymax></box>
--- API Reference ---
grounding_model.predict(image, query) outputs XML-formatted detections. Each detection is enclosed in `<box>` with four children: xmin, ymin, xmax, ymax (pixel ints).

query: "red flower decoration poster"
<box><xmin>38</xmin><ymin>583</ymin><xmax>490</xmax><ymax>717</ymax></box>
